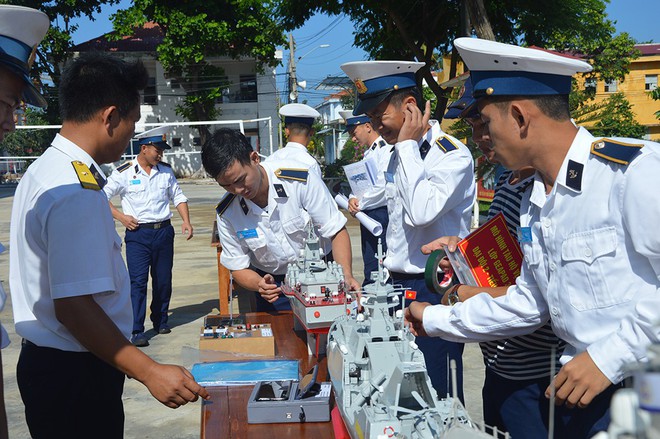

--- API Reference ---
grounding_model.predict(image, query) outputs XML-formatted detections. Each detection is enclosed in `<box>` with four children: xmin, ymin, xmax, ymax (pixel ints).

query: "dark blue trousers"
<box><xmin>393</xmin><ymin>275</ymin><xmax>465</xmax><ymax>402</ymax></box>
<box><xmin>360</xmin><ymin>206</ymin><xmax>389</xmax><ymax>286</ymax></box>
<box><xmin>252</xmin><ymin>270</ymin><xmax>291</xmax><ymax>312</ymax></box>
<box><xmin>18</xmin><ymin>341</ymin><xmax>125</xmax><ymax>438</ymax></box>
<box><xmin>483</xmin><ymin>366</ymin><xmax>622</xmax><ymax>438</ymax></box>
<box><xmin>125</xmin><ymin>225</ymin><xmax>174</xmax><ymax>333</ymax></box>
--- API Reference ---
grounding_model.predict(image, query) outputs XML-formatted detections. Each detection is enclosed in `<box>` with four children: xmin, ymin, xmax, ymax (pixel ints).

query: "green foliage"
<box><xmin>0</xmin><ymin>108</ymin><xmax>52</xmax><ymax>157</ymax></box>
<box><xmin>277</xmin><ymin>0</ymin><xmax>638</xmax><ymax>121</ymax></box>
<box><xmin>652</xmin><ymin>87</ymin><xmax>660</xmax><ymax>120</ymax></box>
<box><xmin>588</xmin><ymin>92</ymin><xmax>647</xmax><ymax>139</ymax></box>
<box><xmin>112</xmin><ymin>0</ymin><xmax>286</xmax><ymax>142</ymax></box>
<box><xmin>308</xmin><ymin>121</ymin><xmax>326</xmax><ymax>160</ymax></box>
<box><xmin>340</xmin><ymin>138</ymin><xmax>369</xmax><ymax>163</ymax></box>
<box><xmin>2</xmin><ymin>0</ymin><xmax>122</xmax><ymax>123</ymax></box>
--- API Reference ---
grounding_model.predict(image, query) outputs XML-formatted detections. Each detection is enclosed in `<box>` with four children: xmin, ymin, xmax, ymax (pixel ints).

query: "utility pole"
<box><xmin>288</xmin><ymin>33</ymin><xmax>298</xmax><ymax>103</ymax></box>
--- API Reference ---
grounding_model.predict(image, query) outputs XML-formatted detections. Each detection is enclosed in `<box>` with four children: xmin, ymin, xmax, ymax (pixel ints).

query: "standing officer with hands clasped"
<box><xmin>10</xmin><ymin>53</ymin><xmax>208</xmax><ymax>438</ymax></box>
<box><xmin>104</xmin><ymin>126</ymin><xmax>193</xmax><ymax>347</ymax></box>
<box><xmin>406</xmin><ymin>37</ymin><xmax>660</xmax><ymax>437</ymax></box>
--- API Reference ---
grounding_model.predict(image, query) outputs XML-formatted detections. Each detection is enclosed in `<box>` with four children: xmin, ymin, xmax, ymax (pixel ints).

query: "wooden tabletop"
<box><xmin>200</xmin><ymin>312</ymin><xmax>335</xmax><ymax>439</ymax></box>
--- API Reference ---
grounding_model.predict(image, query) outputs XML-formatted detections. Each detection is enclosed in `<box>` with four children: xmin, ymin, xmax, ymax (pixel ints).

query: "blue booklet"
<box><xmin>192</xmin><ymin>359</ymin><xmax>299</xmax><ymax>386</ymax></box>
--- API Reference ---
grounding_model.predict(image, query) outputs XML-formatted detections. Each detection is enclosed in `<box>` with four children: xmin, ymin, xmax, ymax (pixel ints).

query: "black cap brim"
<box><xmin>0</xmin><ymin>60</ymin><xmax>47</xmax><ymax>108</ymax></box>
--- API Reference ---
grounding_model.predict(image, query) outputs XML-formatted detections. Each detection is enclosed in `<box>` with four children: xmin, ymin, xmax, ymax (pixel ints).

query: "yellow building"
<box><xmin>586</xmin><ymin>44</ymin><xmax>660</xmax><ymax>141</ymax></box>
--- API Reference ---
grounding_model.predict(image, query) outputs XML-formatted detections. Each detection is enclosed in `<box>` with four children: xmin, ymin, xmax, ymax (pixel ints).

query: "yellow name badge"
<box><xmin>71</xmin><ymin>161</ymin><xmax>100</xmax><ymax>190</ymax></box>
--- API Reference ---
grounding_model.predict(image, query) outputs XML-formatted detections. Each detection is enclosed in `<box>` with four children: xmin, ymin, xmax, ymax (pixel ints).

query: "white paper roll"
<box><xmin>334</xmin><ymin>194</ymin><xmax>383</xmax><ymax>237</ymax></box>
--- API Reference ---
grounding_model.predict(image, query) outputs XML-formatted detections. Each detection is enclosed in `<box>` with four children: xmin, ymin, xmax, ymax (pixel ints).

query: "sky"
<box><xmin>69</xmin><ymin>0</ymin><xmax>659</xmax><ymax>107</ymax></box>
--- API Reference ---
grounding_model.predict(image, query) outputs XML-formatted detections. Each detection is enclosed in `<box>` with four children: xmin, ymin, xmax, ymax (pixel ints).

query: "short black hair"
<box><xmin>487</xmin><ymin>95</ymin><xmax>570</xmax><ymax>121</ymax></box>
<box><xmin>202</xmin><ymin>128</ymin><xmax>254</xmax><ymax>179</ymax></box>
<box><xmin>286</xmin><ymin>122</ymin><xmax>313</xmax><ymax>137</ymax></box>
<box><xmin>389</xmin><ymin>87</ymin><xmax>425</xmax><ymax>112</ymax></box>
<box><xmin>59</xmin><ymin>53</ymin><xmax>149</xmax><ymax>123</ymax></box>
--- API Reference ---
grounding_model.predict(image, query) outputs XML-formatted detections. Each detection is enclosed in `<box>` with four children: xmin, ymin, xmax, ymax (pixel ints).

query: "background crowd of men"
<box><xmin>0</xmin><ymin>3</ymin><xmax>659</xmax><ymax>439</ymax></box>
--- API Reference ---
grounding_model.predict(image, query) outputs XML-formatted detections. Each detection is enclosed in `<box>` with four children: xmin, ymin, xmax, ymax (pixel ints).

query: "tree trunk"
<box><xmin>466</xmin><ymin>0</ymin><xmax>496</xmax><ymax>40</ymax></box>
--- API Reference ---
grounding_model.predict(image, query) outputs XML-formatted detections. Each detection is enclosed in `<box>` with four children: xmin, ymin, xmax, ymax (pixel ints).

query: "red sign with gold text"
<box><xmin>447</xmin><ymin>213</ymin><xmax>523</xmax><ymax>287</ymax></box>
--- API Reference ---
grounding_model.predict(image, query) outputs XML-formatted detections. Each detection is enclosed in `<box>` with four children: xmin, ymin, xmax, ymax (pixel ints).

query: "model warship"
<box><xmin>281</xmin><ymin>223</ymin><xmax>352</xmax><ymax>331</ymax></box>
<box><xmin>327</xmin><ymin>241</ymin><xmax>508</xmax><ymax>439</ymax></box>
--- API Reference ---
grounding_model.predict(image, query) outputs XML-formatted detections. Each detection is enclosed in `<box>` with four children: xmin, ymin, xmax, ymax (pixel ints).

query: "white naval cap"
<box><xmin>134</xmin><ymin>126</ymin><xmax>171</xmax><ymax>150</ymax></box>
<box><xmin>0</xmin><ymin>5</ymin><xmax>50</xmax><ymax>108</ymax></box>
<box><xmin>339</xmin><ymin>110</ymin><xmax>370</xmax><ymax>132</ymax></box>
<box><xmin>279</xmin><ymin>103</ymin><xmax>320</xmax><ymax>126</ymax></box>
<box><xmin>454</xmin><ymin>37</ymin><xmax>593</xmax><ymax>98</ymax></box>
<box><xmin>340</xmin><ymin>60</ymin><xmax>425</xmax><ymax>115</ymax></box>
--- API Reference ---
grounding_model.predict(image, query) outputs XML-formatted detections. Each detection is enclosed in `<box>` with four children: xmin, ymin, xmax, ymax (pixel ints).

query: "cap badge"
<box><xmin>457</xmin><ymin>84</ymin><xmax>466</xmax><ymax>99</ymax></box>
<box><xmin>354</xmin><ymin>79</ymin><xmax>368</xmax><ymax>94</ymax></box>
<box><xmin>486</xmin><ymin>87</ymin><xmax>494</xmax><ymax>95</ymax></box>
<box><xmin>28</xmin><ymin>46</ymin><xmax>38</xmax><ymax>69</ymax></box>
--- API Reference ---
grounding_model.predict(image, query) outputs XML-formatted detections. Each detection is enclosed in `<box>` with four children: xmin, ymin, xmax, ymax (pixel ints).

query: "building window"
<box><xmin>584</xmin><ymin>78</ymin><xmax>596</xmax><ymax>92</ymax></box>
<box><xmin>172</xmin><ymin>137</ymin><xmax>182</xmax><ymax>147</ymax></box>
<box><xmin>604</xmin><ymin>80</ymin><xmax>617</xmax><ymax>93</ymax></box>
<box><xmin>645</xmin><ymin>75</ymin><xmax>658</xmax><ymax>91</ymax></box>
<box><xmin>143</xmin><ymin>77</ymin><xmax>158</xmax><ymax>105</ymax></box>
<box><xmin>237</xmin><ymin>74</ymin><xmax>257</xmax><ymax>102</ymax></box>
<box><xmin>215</xmin><ymin>75</ymin><xmax>232</xmax><ymax>103</ymax></box>
<box><xmin>193</xmin><ymin>137</ymin><xmax>201</xmax><ymax>146</ymax></box>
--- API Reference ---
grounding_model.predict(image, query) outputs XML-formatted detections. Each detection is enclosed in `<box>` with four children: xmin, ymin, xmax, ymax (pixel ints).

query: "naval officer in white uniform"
<box><xmin>406</xmin><ymin>37</ymin><xmax>660</xmax><ymax>438</ymax></box>
<box><xmin>202</xmin><ymin>128</ymin><xmax>360</xmax><ymax>312</ymax></box>
<box><xmin>269</xmin><ymin>103</ymin><xmax>322</xmax><ymax>177</ymax></box>
<box><xmin>341</xmin><ymin>60</ymin><xmax>476</xmax><ymax>400</ymax></box>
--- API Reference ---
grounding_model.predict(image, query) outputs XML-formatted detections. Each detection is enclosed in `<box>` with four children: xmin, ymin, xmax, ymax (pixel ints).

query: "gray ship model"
<box><xmin>327</xmin><ymin>241</ymin><xmax>508</xmax><ymax>439</ymax></box>
<box><xmin>281</xmin><ymin>223</ymin><xmax>352</xmax><ymax>332</ymax></box>
<box><xmin>592</xmin><ymin>325</ymin><xmax>660</xmax><ymax>439</ymax></box>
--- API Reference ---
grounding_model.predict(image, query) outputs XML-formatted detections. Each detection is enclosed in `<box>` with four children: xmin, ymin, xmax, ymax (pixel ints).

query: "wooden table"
<box><xmin>200</xmin><ymin>312</ymin><xmax>335</xmax><ymax>439</ymax></box>
<box><xmin>211</xmin><ymin>221</ymin><xmax>231</xmax><ymax>315</ymax></box>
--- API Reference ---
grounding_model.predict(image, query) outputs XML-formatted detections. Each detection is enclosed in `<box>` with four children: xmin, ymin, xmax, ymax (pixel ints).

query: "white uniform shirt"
<box><xmin>9</xmin><ymin>134</ymin><xmax>132</xmax><ymax>351</ymax></box>
<box><xmin>0</xmin><ymin>242</ymin><xmax>9</xmax><ymax>348</ymax></box>
<box><xmin>350</xmin><ymin>136</ymin><xmax>392</xmax><ymax>211</ymax></box>
<box><xmin>217</xmin><ymin>160</ymin><xmax>347</xmax><ymax>275</ymax></box>
<box><xmin>384</xmin><ymin>120</ymin><xmax>475</xmax><ymax>273</ymax></box>
<box><xmin>103</xmin><ymin>161</ymin><xmax>188</xmax><ymax>223</ymax></box>
<box><xmin>268</xmin><ymin>142</ymin><xmax>322</xmax><ymax>178</ymax></box>
<box><xmin>423</xmin><ymin>128</ymin><xmax>660</xmax><ymax>384</ymax></box>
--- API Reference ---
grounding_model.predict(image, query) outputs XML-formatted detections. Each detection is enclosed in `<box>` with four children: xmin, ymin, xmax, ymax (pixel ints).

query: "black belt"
<box><xmin>138</xmin><ymin>219</ymin><xmax>171</xmax><ymax>230</ymax></box>
<box><xmin>390</xmin><ymin>271</ymin><xmax>425</xmax><ymax>281</ymax></box>
<box><xmin>22</xmin><ymin>338</ymin><xmax>38</xmax><ymax>347</ymax></box>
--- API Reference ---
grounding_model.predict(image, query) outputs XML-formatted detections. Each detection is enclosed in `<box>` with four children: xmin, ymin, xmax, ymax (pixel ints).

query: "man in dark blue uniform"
<box><xmin>104</xmin><ymin>126</ymin><xmax>193</xmax><ymax>346</ymax></box>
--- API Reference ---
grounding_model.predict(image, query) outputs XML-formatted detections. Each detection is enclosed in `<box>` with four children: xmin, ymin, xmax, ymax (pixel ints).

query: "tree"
<box><xmin>276</xmin><ymin>0</ymin><xmax>638</xmax><ymax>120</ymax></box>
<box><xmin>0</xmin><ymin>108</ymin><xmax>53</xmax><ymax>169</ymax></box>
<box><xmin>587</xmin><ymin>92</ymin><xmax>647</xmax><ymax>139</ymax></box>
<box><xmin>2</xmin><ymin>0</ymin><xmax>122</xmax><ymax>123</ymax></box>
<box><xmin>111</xmin><ymin>0</ymin><xmax>286</xmax><ymax>145</ymax></box>
<box><xmin>652</xmin><ymin>87</ymin><xmax>660</xmax><ymax>120</ymax></box>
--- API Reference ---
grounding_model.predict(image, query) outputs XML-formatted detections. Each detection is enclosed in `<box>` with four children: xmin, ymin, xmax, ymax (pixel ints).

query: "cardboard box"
<box><xmin>199</xmin><ymin>317</ymin><xmax>275</xmax><ymax>356</ymax></box>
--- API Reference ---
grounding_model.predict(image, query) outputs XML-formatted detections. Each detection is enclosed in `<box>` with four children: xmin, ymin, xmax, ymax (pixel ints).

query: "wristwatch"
<box><xmin>446</xmin><ymin>284</ymin><xmax>461</xmax><ymax>306</ymax></box>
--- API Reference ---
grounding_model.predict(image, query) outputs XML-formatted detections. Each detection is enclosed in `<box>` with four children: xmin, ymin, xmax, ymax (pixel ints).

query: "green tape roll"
<box><xmin>424</xmin><ymin>249</ymin><xmax>455</xmax><ymax>294</ymax></box>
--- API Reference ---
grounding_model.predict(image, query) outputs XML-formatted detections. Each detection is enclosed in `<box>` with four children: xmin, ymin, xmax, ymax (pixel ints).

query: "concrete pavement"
<box><xmin>0</xmin><ymin>180</ymin><xmax>484</xmax><ymax>438</ymax></box>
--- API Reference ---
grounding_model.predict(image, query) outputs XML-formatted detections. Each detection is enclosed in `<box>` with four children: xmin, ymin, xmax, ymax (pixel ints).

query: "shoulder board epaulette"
<box><xmin>159</xmin><ymin>161</ymin><xmax>171</xmax><ymax>168</ymax></box>
<box><xmin>71</xmin><ymin>161</ymin><xmax>100</xmax><ymax>190</ymax></box>
<box><xmin>436</xmin><ymin>136</ymin><xmax>459</xmax><ymax>153</ymax></box>
<box><xmin>275</xmin><ymin>168</ymin><xmax>308</xmax><ymax>182</ymax></box>
<box><xmin>590</xmin><ymin>138</ymin><xmax>644</xmax><ymax>165</ymax></box>
<box><xmin>116</xmin><ymin>161</ymin><xmax>132</xmax><ymax>173</ymax></box>
<box><xmin>215</xmin><ymin>193</ymin><xmax>236</xmax><ymax>216</ymax></box>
